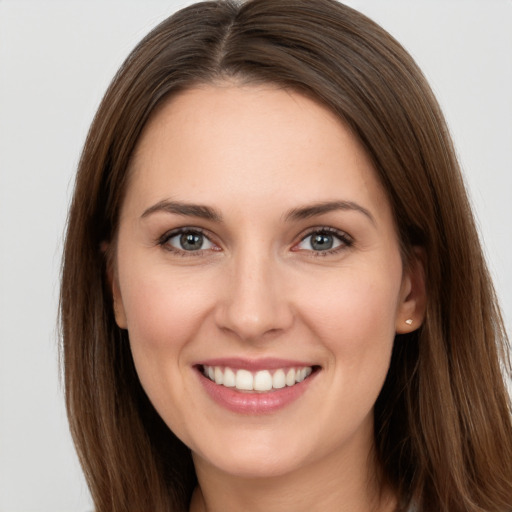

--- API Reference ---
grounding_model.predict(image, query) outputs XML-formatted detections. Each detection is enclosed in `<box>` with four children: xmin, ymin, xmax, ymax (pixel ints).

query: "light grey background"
<box><xmin>0</xmin><ymin>1</ymin><xmax>510</xmax><ymax>511</ymax></box>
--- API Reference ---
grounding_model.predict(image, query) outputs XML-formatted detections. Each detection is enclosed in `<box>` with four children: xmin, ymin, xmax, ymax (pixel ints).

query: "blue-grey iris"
<box><xmin>311</xmin><ymin>233</ymin><xmax>334</xmax><ymax>251</ymax></box>
<box><xmin>180</xmin><ymin>232</ymin><xmax>203</xmax><ymax>251</ymax></box>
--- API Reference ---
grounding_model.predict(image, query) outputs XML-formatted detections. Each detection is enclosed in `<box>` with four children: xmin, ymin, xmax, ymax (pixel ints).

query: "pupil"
<box><xmin>180</xmin><ymin>232</ymin><xmax>203</xmax><ymax>251</ymax></box>
<box><xmin>312</xmin><ymin>233</ymin><xmax>333</xmax><ymax>251</ymax></box>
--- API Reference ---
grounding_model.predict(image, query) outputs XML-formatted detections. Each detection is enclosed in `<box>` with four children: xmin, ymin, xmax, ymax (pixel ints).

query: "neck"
<box><xmin>189</xmin><ymin>438</ymin><xmax>396</xmax><ymax>512</ymax></box>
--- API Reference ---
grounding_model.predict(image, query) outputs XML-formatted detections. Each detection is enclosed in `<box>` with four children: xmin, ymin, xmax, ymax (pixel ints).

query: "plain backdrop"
<box><xmin>0</xmin><ymin>1</ymin><xmax>511</xmax><ymax>511</ymax></box>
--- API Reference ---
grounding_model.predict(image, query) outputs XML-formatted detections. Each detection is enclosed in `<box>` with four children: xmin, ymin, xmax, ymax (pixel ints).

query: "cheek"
<box><xmin>292</xmin><ymin>268</ymin><xmax>401</xmax><ymax>443</ymax></box>
<box><xmin>121</xmin><ymin>266</ymin><xmax>211</xmax><ymax>346</ymax></box>
<box><xmin>298</xmin><ymin>263</ymin><xmax>401</xmax><ymax>385</ymax></box>
<box><xmin>118</xmin><ymin>264</ymin><xmax>216</xmax><ymax>404</ymax></box>
<box><xmin>303</xmin><ymin>267</ymin><xmax>399</xmax><ymax>336</ymax></box>
<box><xmin>118</xmin><ymin>267</ymin><xmax>217</xmax><ymax>440</ymax></box>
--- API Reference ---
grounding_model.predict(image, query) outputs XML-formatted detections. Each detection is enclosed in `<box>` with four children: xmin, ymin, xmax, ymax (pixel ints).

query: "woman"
<box><xmin>60</xmin><ymin>0</ymin><xmax>512</xmax><ymax>511</ymax></box>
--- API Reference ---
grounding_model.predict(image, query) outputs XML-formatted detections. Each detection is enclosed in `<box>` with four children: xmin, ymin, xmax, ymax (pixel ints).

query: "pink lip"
<box><xmin>196</xmin><ymin>357</ymin><xmax>314</xmax><ymax>371</ymax></box>
<box><xmin>195</xmin><ymin>361</ymin><xmax>319</xmax><ymax>415</ymax></box>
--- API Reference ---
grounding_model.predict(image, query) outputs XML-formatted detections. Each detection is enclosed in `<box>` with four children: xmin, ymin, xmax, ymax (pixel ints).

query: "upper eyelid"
<box><xmin>298</xmin><ymin>226</ymin><xmax>353</xmax><ymax>242</ymax></box>
<box><xmin>158</xmin><ymin>226</ymin><xmax>213</xmax><ymax>243</ymax></box>
<box><xmin>157</xmin><ymin>227</ymin><xmax>219</xmax><ymax>256</ymax></box>
<box><xmin>156</xmin><ymin>225</ymin><xmax>353</xmax><ymax>250</ymax></box>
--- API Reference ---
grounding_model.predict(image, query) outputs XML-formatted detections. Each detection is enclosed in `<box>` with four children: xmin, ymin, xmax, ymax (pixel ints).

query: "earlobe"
<box><xmin>395</xmin><ymin>247</ymin><xmax>427</xmax><ymax>334</ymax></box>
<box><xmin>112</xmin><ymin>281</ymin><xmax>128</xmax><ymax>329</ymax></box>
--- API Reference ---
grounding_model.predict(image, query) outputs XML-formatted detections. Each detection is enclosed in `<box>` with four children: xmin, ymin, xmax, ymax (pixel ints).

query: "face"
<box><xmin>112</xmin><ymin>84</ymin><xmax>423</xmax><ymax>480</ymax></box>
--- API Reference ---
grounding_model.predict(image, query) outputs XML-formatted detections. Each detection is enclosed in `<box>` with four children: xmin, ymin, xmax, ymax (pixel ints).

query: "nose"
<box><xmin>214</xmin><ymin>248</ymin><xmax>294</xmax><ymax>342</ymax></box>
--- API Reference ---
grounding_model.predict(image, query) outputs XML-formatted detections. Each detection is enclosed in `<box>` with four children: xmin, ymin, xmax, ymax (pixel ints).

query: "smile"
<box><xmin>196</xmin><ymin>359</ymin><xmax>320</xmax><ymax>414</ymax></box>
<box><xmin>202</xmin><ymin>365</ymin><xmax>313</xmax><ymax>392</ymax></box>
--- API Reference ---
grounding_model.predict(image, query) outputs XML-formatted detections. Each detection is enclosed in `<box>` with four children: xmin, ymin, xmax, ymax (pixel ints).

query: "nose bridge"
<box><xmin>216</xmin><ymin>241</ymin><xmax>292</xmax><ymax>341</ymax></box>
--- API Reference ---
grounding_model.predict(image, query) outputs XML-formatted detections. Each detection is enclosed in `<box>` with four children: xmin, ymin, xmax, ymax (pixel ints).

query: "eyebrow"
<box><xmin>284</xmin><ymin>200</ymin><xmax>375</xmax><ymax>225</ymax></box>
<box><xmin>141</xmin><ymin>200</ymin><xmax>223</xmax><ymax>222</ymax></box>
<box><xmin>141</xmin><ymin>199</ymin><xmax>375</xmax><ymax>225</ymax></box>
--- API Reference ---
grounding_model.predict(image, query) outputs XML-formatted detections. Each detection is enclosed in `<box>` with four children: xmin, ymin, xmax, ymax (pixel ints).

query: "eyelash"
<box><xmin>295</xmin><ymin>227</ymin><xmax>353</xmax><ymax>257</ymax></box>
<box><xmin>157</xmin><ymin>227</ymin><xmax>218</xmax><ymax>257</ymax></box>
<box><xmin>157</xmin><ymin>226</ymin><xmax>353</xmax><ymax>257</ymax></box>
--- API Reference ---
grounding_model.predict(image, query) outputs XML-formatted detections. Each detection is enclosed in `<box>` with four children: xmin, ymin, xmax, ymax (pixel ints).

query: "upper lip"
<box><xmin>195</xmin><ymin>357</ymin><xmax>318</xmax><ymax>371</ymax></box>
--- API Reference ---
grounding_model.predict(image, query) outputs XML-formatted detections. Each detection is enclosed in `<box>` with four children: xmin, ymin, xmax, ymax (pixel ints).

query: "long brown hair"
<box><xmin>60</xmin><ymin>1</ymin><xmax>512</xmax><ymax>510</ymax></box>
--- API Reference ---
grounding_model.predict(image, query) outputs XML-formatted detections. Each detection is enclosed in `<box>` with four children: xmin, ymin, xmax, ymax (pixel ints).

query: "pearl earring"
<box><xmin>405</xmin><ymin>319</ymin><xmax>413</xmax><ymax>325</ymax></box>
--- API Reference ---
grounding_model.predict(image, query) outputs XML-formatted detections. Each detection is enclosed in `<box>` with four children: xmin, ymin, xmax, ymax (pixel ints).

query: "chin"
<box><xmin>192</xmin><ymin>433</ymin><xmax>313</xmax><ymax>479</ymax></box>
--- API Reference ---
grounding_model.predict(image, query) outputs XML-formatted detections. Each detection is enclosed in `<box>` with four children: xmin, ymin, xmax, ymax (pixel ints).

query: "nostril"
<box><xmin>214</xmin><ymin>297</ymin><xmax>295</xmax><ymax>342</ymax></box>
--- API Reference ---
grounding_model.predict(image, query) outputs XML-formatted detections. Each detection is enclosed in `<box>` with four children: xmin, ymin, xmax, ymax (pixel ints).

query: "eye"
<box><xmin>295</xmin><ymin>228</ymin><xmax>352</xmax><ymax>253</ymax></box>
<box><xmin>160</xmin><ymin>229</ymin><xmax>216</xmax><ymax>252</ymax></box>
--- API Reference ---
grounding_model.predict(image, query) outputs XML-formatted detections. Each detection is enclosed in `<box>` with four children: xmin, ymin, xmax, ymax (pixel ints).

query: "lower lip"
<box><xmin>197</xmin><ymin>369</ymin><xmax>317</xmax><ymax>415</ymax></box>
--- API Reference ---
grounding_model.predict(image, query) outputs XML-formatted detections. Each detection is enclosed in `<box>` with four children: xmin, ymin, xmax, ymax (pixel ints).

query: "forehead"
<box><xmin>124</xmin><ymin>84</ymin><xmax>391</xmax><ymax>226</ymax></box>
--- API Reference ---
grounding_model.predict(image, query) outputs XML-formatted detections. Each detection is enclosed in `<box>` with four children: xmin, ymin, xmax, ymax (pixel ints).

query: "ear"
<box><xmin>395</xmin><ymin>247</ymin><xmax>427</xmax><ymax>334</ymax></box>
<box><xmin>112</xmin><ymin>279</ymin><xmax>128</xmax><ymax>330</ymax></box>
<box><xmin>102</xmin><ymin>241</ymin><xmax>128</xmax><ymax>330</ymax></box>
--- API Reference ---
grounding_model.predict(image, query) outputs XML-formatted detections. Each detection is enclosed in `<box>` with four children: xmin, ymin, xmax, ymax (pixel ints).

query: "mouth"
<box><xmin>200</xmin><ymin>364</ymin><xmax>317</xmax><ymax>393</ymax></box>
<box><xmin>195</xmin><ymin>360</ymin><xmax>321</xmax><ymax>414</ymax></box>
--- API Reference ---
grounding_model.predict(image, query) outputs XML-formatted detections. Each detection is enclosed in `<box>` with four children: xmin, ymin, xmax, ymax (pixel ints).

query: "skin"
<box><xmin>111</xmin><ymin>84</ymin><xmax>426</xmax><ymax>512</ymax></box>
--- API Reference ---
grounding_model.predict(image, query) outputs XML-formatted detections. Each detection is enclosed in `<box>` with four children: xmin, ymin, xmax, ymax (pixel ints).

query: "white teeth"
<box><xmin>214</xmin><ymin>366</ymin><xmax>224</xmax><ymax>385</ymax></box>
<box><xmin>254</xmin><ymin>370</ymin><xmax>273</xmax><ymax>391</ymax></box>
<box><xmin>202</xmin><ymin>365</ymin><xmax>314</xmax><ymax>391</ymax></box>
<box><xmin>236</xmin><ymin>369</ymin><xmax>253</xmax><ymax>390</ymax></box>
<box><xmin>272</xmin><ymin>369</ymin><xmax>286</xmax><ymax>389</ymax></box>
<box><xmin>223</xmin><ymin>367</ymin><xmax>236</xmax><ymax>387</ymax></box>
